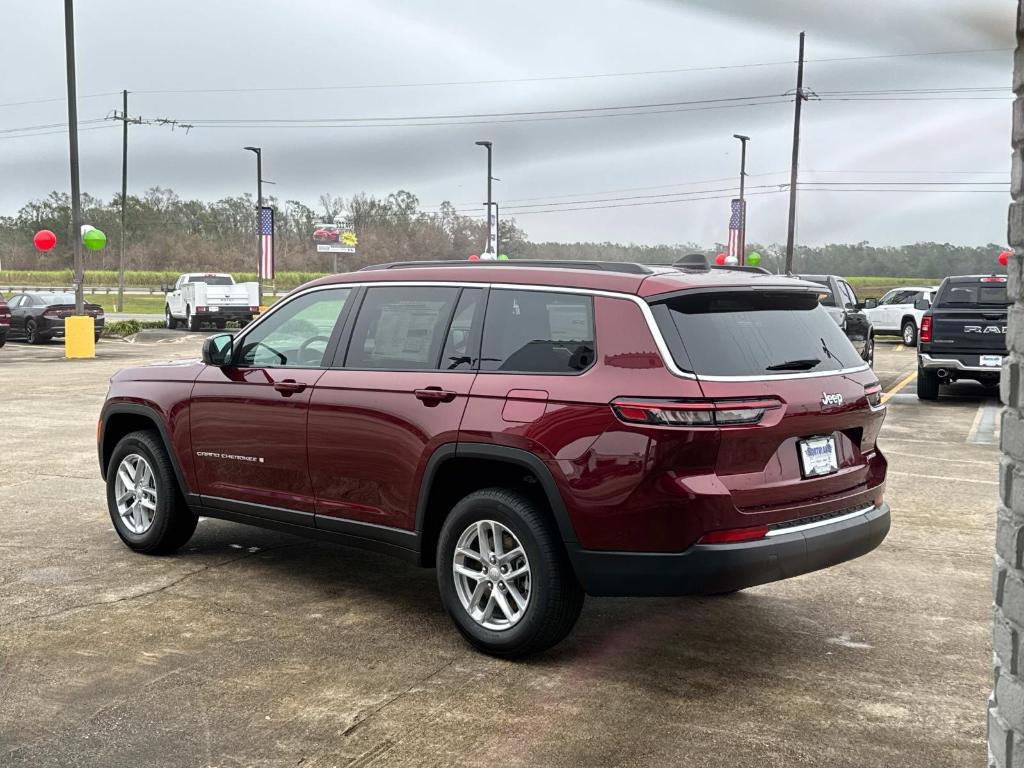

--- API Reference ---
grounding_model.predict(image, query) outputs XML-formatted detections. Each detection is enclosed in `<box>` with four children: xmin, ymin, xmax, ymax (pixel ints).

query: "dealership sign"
<box><xmin>313</xmin><ymin>222</ymin><xmax>357</xmax><ymax>254</ymax></box>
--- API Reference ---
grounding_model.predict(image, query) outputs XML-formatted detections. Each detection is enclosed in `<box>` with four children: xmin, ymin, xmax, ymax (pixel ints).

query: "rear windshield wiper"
<box><xmin>766</xmin><ymin>357</ymin><xmax>822</xmax><ymax>371</ymax></box>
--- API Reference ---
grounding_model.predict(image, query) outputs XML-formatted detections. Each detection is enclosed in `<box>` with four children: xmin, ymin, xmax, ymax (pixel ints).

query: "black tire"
<box><xmin>917</xmin><ymin>364</ymin><xmax>940</xmax><ymax>400</ymax></box>
<box><xmin>187</xmin><ymin>307</ymin><xmax>200</xmax><ymax>332</ymax></box>
<box><xmin>863</xmin><ymin>335</ymin><xmax>875</xmax><ymax>367</ymax></box>
<box><xmin>0</xmin><ymin>332</ymin><xmax>6</xmax><ymax>348</ymax></box>
<box><xmin>94</xmin><ymin>333</ymin><xmax>102</xmax><ymax>344</ymax></box>
<box><xmin>25</xmin><ymin>319</ymin><xmax>40</xmax><ymax>344</ymax></box>
<box><xmin>902</xmin><ymin>319</ymin><xmax>918</xmax><ymax>347</ymax></box>
<box><xmin>106</xmin><ymin>430</ymin><xmax>197</xmax><ymax>554</ymax></box>
<box><xmin>436</xmin><ymin>488</ymin><xmax>584</xmax><ymax>658</ymax></box>
<box><xmin>165</xmin><ymin>306</ymin><xmax>177</xmax><ymax>330</ymax></box>
<box><xmin>215</xmin><ymin>319</ymin><xmax>226</xmax><ymax>330</ymax></box>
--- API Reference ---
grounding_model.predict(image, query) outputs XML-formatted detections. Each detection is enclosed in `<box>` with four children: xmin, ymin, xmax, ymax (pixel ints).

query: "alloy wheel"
<box><xmin>903</xmin><ymin>324</ymin><xmax>915</xmax><ymax>345</ymax></box>
<box><xmin>452</xmin><ymin>519</ymin><xmax>532</xmax><ymax>631</ymax></box>
<box><xmin>114</xmin><ymin>453</ymin><xmax>158</xmax><ymax>534</ymax></box>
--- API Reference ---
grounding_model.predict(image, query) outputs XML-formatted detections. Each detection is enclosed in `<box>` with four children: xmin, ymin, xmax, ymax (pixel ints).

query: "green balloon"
<box><xmin>747</xmin><ymin>251</ymin><xmax>761</xmax><ymax>266</ymax></box>
<box><xmin>83</xmin><ymin>228</ymin><xmax>106</xmax><ymax>251</ymax></box>
<box><xmin>497</xmin><ymin>254</ymin><xmax>510</xmax><ymax>261</ymax></box>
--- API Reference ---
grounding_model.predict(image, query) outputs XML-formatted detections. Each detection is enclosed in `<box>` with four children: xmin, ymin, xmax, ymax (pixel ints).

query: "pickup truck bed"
<box><xmin>917</xmin><ymin>274</ymin><xmax>1008</xmax><ymax>400</ymax></box>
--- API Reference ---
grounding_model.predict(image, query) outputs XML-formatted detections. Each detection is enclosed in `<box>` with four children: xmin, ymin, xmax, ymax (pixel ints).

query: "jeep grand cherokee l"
<box><xmin>98</xmin><ymin>260</ymin><xmax>889</xmax><ymax>657</ymax></box>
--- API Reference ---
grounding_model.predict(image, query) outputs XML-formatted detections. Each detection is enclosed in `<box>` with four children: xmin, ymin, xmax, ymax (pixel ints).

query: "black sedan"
<box><xmin>6</xmin><ymin>292</ymin><xmax>105</xmax><ymax>344</ymax></box>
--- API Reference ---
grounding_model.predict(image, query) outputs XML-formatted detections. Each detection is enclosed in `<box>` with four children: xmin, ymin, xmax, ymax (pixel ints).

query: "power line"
<box><xmin>115</xmin><ymin>47</ymin><xmax>1017</xmax><ymax>96</ymax></box>
<box><xmin>180</xmin><ymin>92</ymin><xmax>786</xmax><ymax>124</ymax></box>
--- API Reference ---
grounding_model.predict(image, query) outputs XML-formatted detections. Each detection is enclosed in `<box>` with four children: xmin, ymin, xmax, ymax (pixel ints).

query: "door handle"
<box><xmin>273</xmin><ymin>379</ymin><xmax>308</xmax><ymax>396</ymax></box>
<box><xmin>415</xmin><ymin>387</ymin><xmax>457</xmax><ymax>405</ymax></box>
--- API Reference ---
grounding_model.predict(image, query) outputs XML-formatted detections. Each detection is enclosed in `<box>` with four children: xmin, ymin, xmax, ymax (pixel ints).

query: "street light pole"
<box><xmin>475</xmin><ymin>140</ymin><xmax>493</xmax><ymax>255</ymax></box>
<box><xmin>244</xmin><ymin>146</ymin><xmax>263</xmax><ymax>306</ymax></box>
<box><xmin>63</xmin><ymin>0</ymin><xmax>84</xmax><ymax>316</ymax></box>
<box><xmin>733</xmin><ymin>133</ymin><xmax>750</xmax><ymax>265</ymax></box>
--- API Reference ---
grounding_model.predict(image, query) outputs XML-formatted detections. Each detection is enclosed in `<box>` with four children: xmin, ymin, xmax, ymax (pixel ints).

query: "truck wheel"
<box><xmin>0</xmin><ymin>332</ymin><xmax>6</xmax><ymax>348</ymax></box>
<box><xmin>165</xmin><ymin>306</ymin><xmax>177</xmax><ymax>330</ymax></box>
<box><xmin>187</xmin><ymin>308</ymin><xmax>200</xmax><ymax>332</ymax></box>
<box><xmin>902</xmin><ymin>319</ymin><xmax>918</xmax><ymax>347</ymax></box>
<box><xmin>106</xmin><ymin>430</ymin><xmax>197</xmax><ymax>554</ymax></box>
<box><xmin>436</xmin><ymin>488</ymin><xmax>584</xmax><ymax>658</ymax></box>
<box><xmin>917</xmin><ymin>364</ymin><xmax>940</xmax><ymax>401</ymax></box>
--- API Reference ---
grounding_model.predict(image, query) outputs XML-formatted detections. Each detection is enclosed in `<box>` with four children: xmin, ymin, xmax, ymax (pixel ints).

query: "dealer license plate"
<box><xmin>980</xmin><ymin>355</ymin><xmax>1003</xmax><ymax>367</ymax></box>
<box><xmin>799</xmin><ymin>436</ymin><xmax>839</xmax><ymax>478</ymax></box>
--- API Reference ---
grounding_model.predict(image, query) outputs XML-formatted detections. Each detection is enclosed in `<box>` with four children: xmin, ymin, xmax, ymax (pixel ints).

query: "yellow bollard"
<box><xmin>65</xmin><ymin>315</ymin><xmax>96</xmax><ymax>359</ymax></box>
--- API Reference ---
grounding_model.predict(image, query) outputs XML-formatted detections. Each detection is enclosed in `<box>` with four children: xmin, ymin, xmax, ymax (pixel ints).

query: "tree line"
<box><xmin>0</xmin><ymin>187</ymin><xmax>1006</xmax><ymax>278</ymax></box>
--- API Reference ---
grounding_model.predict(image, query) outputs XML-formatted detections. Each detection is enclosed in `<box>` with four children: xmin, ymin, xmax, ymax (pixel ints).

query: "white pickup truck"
<box><xmin>163</xmin><ymin>273</ymin><xmax>259</xmax><ymax>331</ymax></box>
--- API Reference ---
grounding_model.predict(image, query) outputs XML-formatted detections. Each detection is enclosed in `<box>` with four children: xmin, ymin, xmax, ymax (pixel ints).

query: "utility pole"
<box><xmin>63</xmin><ymin>0</ymin><xmax>84</xmax><ymax>316</ymax></box>
<box><xmin>784</xmin><ymin>31</ymin><xmax>806</xmax><ymax>274</ymax></box>
<box><xmin>244</xmin><ymin>146</ymin><xmax>263</xmax><ymax>305</ymax></box>
<box><xmin>118</xmin><ymin>89</ymin><xmax>128</xmax><ymax>313</ymax></box>
<box><xmin>733</xmin><ymin>133</ymin><xmax>749</xmax><ymax>265</ymax></box>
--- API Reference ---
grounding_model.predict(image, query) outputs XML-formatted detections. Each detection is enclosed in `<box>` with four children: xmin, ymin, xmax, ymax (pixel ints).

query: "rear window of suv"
<box><xmin>651</xmin><ymin>290</ymin><xmax>863</xmax><ymax>377</ymax></box>
<box><xmin>935</xmin><ymin>279</ymin><xmax>1009</xmax><ymax>307</ymax></box>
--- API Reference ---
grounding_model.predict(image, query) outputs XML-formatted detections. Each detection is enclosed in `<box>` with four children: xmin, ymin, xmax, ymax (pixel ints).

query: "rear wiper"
<box><xmin>766</xmin><ymin>357</ymin><xmax>821</xmax><ymax>371</ymax></box>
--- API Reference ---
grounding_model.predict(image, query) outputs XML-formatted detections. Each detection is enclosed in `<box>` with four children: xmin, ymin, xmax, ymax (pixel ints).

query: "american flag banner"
<box><xmin>727</xmin><ymin>198</ymin><xmax>745</xmax><ymax>265</ymax></box>
<box><xmin>259</xmin><ymin>206</ymin><xmax>274</xmax><ymax>280</ymax></box>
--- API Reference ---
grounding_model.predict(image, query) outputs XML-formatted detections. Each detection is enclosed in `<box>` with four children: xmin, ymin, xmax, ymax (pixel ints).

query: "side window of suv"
<box><xmin>235</xmin><ymin>288</ymin><xmax>351</xmax><ymax>368</ymax></box>
<box><xmin>345</xmin><ymin>286</ymin><xmax>461</xmax><ymax>370</ymax></box>
<box><xmin>839</xmin><ymin>280</ymin><xmax>859</xmax><ymax>308</ymax></box>
<box><xmin>480</xmin><ymin>289</ymin><xmax>595</xmax><ymax>374</ymax></box>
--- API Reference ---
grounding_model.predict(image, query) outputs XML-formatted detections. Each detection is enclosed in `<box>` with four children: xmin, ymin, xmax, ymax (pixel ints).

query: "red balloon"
<box><xmin>467</xmin><ymin>254</ymin><xmax>480</xmax><ymax>261</ymax></box>
<box><xmin>715</xmin><ymin>253</ymin><xmax>727</xmax><ymax>265</ymax></box>
<box><xmin>1000</xmin><ymin>250</ymin><xmax>1011</xmax><ymax>266</ymax></box>
<box><xmin>33</xmin><ymin>229</ymin><xmax>57</xmax><ymax>251</ymax></box>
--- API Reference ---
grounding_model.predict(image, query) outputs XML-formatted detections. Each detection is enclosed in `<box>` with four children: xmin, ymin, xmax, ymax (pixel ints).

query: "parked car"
<box><xmin>98</xmin><ymin>260</ymin><xmax>889</xmax><ymax>657</ymax></box>
<box><xmin>917</xmin><ymin>274</ymin><xmax>1009</xmax><ymax>400</ymax></box>
<box><xmin>162</xmin><ymin>273</ymin><xmax>259</xmax><ymax>331</ymax></box>
<box><xmin>0</xmin><ymin>293</ymin><xmax>10</xmax><ymax>348</ymax></box>
<box><xmin>861</xmin><ymin>286</ymin><xmax>938</xmax><ymax>346</ymax></box>
<box><xmin>6</xmin><ymin>291</ymin><xmax>104</xmax><ymax>344</ymax></box>
<box><xmin>795</xmin><ymin>274</ymin><xmax>875</xmax><ymax>367</ymax></box>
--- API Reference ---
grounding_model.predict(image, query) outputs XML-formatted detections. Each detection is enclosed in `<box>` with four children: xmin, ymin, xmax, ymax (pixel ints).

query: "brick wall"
<box><xmin>991</xmin><ymin>5</ymin><xmax>1024</xmax><ymax>766</ymax></box>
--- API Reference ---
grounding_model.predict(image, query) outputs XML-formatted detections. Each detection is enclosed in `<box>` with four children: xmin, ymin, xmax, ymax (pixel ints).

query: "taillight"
<box><xmin>611</xmin><ymin>397</ymin><xmax>780</xmax><ymax>427</ymax></box>
<box><xmin>196</xmin><ymin>305</ymin><xmax>207</xmax><ymax>313</ymax></box>
<box><xmin>249</xmin><ymin>306</ymin><xmax>259</xmax><ymax>312</ymax></box>
<box><xmin>982</xmin><ymin>276</ymin><xmax>1007</xmax><ymax>283</ymax></box>
<box><xmin>865</xmin><ymin>384</ymin><xmax>882</xmax><ymax>409</ymax></box>
<box><xmin>699</xmin><ymin>525</ymin><xmax>770</xmax><ymax>544</ymax></box>
<box><xmin>920</xmin><ymin>315</ymin><xmax>932</xmax><ymax>343</ymax></box>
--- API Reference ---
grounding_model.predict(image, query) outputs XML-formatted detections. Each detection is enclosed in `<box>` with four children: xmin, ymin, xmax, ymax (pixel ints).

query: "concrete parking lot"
<box><xmin>0</xmin><ymin>333</ymin><xmax>997</xmax><ymax>767</ymax></box>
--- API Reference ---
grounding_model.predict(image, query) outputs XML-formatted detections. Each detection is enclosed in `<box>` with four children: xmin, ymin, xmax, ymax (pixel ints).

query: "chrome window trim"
<box><xmin>235</xmin><ymin>280</ymin><xmax>868</xmax><ymax>382</ymax></box>
<box><xmin>764</xmin><ymin>505</ymin><xmax>874</xmax><ymax>537</ymax></box>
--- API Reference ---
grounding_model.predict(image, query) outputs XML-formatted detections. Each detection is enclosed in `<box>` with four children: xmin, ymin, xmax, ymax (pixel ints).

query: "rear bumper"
<box><xmin>919</xmin><ymin>352</ymin><xmax>1002</xmax><ymax>375</ymax></box>
<box><xmin>567</xmin><ymin>503</ymin><xmax>890</xmax><ymax>597</ymax></box>
<box><xmin>195</xmin><ymin>307</ymin><xmax>252</xmax><ymax>320</ymax></box>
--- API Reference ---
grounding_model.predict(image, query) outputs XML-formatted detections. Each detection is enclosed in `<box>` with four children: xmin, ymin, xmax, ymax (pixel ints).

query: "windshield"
<box><xmin>35</xmin><ymin>292</ymin><xmax>76</xmax><ymax>305</ymax></box>
<box><xmin>936</xmin><ymin>280</ymin><xmax>1009</xmax><ymax>307</ymax></box>
<box><xmin>187</xmin><ymin>276</ymin><xmax>234</xmax><ymax>286</ymax></box>
<box><xmin>652</xmin><ymin>290</ymin><xmax>863</xmax><ymax>376</ymax></box>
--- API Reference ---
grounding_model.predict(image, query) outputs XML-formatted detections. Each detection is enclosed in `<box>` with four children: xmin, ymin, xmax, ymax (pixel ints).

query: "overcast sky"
<box><xmin>0</xmin><ymin>0</ymin><xmax>1015</xmax><ymax>247</ymax></box>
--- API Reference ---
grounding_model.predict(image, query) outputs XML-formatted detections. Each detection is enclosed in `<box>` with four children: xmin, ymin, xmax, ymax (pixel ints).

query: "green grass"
<box><xmin>1</xmin><ymin>270</ymin><xmax>327</xmax><ymax>291</ymax></box>
<box><xmin>8</xmin><ymin>270</ymin><xmax>933</xmax><ymax>304</ymax></box>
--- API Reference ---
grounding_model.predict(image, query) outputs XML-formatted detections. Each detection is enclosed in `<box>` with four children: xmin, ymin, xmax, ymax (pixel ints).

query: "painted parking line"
<box><xmin>881</xmin><ymin>369</ymin><xmax>918</xmax><ymax>404</ymax></box>
<box><xmin>967</xmin><ymin>401</ymin><xmax>1002</xmax><ymax>445</ymax></box>
<box><xmin>894</xmin><ymin>344</ymin><xmax>905</xmax><ymax>353</ymax></box>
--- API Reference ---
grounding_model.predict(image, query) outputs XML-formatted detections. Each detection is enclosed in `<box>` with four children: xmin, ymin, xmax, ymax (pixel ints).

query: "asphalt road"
<box><xmin>0</xmin><ymin>334</ymin><xmax>998</xmax><ymax>767</ymax></box>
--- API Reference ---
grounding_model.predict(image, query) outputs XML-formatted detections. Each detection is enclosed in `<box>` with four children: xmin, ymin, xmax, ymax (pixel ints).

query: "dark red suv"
<box><xmin>98</xmin><ymin>261</ymin><xmax>889</xmax><ymax>656</ymax></box>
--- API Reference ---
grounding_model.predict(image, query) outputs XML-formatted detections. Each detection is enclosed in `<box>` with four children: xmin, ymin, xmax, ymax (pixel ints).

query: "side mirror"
<box><xmin>202</xmin><ymin>333</ymin><xmax>234</xmax><ymax>366</ymax></box>
<box><xmin>915</xmin><ymin>299</ymin><xmax>931</xmax><ymax>311</ymax></box>
<box><xmin>862</xmin><ymin>298</ymin><xmax>878</xmax><ymax>310</ymax></box>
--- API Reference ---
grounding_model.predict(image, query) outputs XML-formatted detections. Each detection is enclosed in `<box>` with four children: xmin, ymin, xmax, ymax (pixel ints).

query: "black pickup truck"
<box><xmin>917</xmin><ymin>274</ymin><xmax>1009</xmax><ymax>400</ymax></box>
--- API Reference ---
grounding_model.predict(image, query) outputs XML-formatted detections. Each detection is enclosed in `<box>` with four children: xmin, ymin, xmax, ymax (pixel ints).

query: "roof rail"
<box><xmin>359</xmin><ymin>259</ymin><xmax>655</xmax><ymax>275</ymax></box>
<box><xmin>711</xmin><ymin>264</ymin><xmax>772</xmax><ymax>275</ymax></box>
